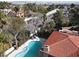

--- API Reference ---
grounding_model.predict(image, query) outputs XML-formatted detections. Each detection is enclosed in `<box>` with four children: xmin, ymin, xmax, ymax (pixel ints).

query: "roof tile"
<box><xmin>48</xmin><ymin>39</ymin><xmax>78</xmax><ymax>57</ymax></box>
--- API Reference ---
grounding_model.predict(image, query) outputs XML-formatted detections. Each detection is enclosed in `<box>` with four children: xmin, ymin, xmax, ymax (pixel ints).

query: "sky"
<box><xmin>0</xmin><ymin>0</ymin><xmax>79</xmax><ymax>2</ymax></box>
<box><xmin>0</xmin><ymin>0</ymin><xmax>79</xmax><ymax>5</ymax></box>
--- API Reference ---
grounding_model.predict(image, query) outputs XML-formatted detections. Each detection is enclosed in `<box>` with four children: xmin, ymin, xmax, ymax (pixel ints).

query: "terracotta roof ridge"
<box><xmin>68</xmin><ymin>36</ymin><xmax>79</xmax><ymax>49</ymax></box>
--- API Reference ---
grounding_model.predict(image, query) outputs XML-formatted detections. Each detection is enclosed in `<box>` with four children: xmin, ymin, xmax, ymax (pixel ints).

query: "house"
<box><xmin>8</xmin><ymin>10</ymin><xmax>25</xmax><ymax>17</ymax></box>
<box><xmin>47</xmin><ymin>38</ymin><xmax>78</xmax><ymax>57</ymax></box>
<box><xmin>24</xmin><ymin>16</ymin><xmax>43</xmax><ymax>33</ymax></box>
<box><xmin>41</xmin><ymin>31</ymin><xmax>79</xmax><ymax>57</ymax></box>
<box><xmin>8</xmin><ymin>11</ymin><xmax>17</xmax><ymax>17</ymax></box>
<box><xmin>0</xmin><ymin>9</ymin><xmax>11</xmax><ymax>15</ymax></box>
<box><xmin>44</xmin><ymin>32</ymin><xmax>68</xmax><ymax>45</ymax></box>
<box><xmin>26</xmin><ymin>11</ymin><xmax>43</xmax><ymax>18</ymax></box>
<box><xmin>7</xmin><ymin>6</ymin><xmax>25</xmax><ymax>17</ymax></box>
<box><xmin>46</xmin><ymin>9</ymin><xmax>60</xmax><ymax>20</ymax></box>
<box><xmin>16</xmin><ymin>11</ymin><xmax>25</xmax><ymax>18</ymax></box>
<box><xmin>16</xmin><ymin>6</ymin><xmax>26</xmax><ymax>18</ymax></box>
<box><xmin>8</xmin><ymin>11</ymin><xmax>25</xmax><ymax>17</ymax></box>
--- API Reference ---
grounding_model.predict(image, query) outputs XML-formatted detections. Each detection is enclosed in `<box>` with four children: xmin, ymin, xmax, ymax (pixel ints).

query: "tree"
<box><xmin>0</xmin><ymin>31</ymin><xmax>13</xmax><ymax>56</ymax></box>
<box><xmin>12</xmin><ymin>6</ymin><xmax>19</xmax><ymax>13</ymax></box>
<box><xmin>23</xmin><ymin>4</ymin><xmax>29</xmax><ymax>12</ymax></box>
<box><xmin>0</xmin><ymin>2</ymin><xmax>11</xmax><ymax>9</ymax></box>
<box><xmin>23</xmin><ymin>3</ymin><xmax>48</xmax><ymax>14</ymax></box>
<box><xmin>8</xmin><ymin>17</ymin><xmax>25</xmax><ymax>33</ymax></box>
<box><xmin>0</xmin><ymin>12</ymin><xmax>7</xmax><ymax>29</ymax></box>
<box><xmin>70</xmin><ymin>3</ymin><xmax>75</xmax><ymax>8</ymax></box>
<box><xmin>2</xmin><ymin>17</ymin><xmax>29</xmax><ymax>49</ymax></box>
<box><xmin>58</xmin><ymin>9</ymin><xmax>69</xmax><ymax>27</ymax></box>
<box><xmin>0</xmin><ymin>12</ymin><xmax>6</xmax><ymax>18</ymax></box>
<box><xmin>43</xmin><ymin>20</ymin><xmax>56</xmax><ymax>33</ymax></box>
<box><xmin>52</xmin><ymin>9</ymin><xmax>69</xmax><ymax>30</ymax></box>
<box><xmin>17</xmin><ymin>30</ymin><xmax>30</xmax><ymax>46</ymax></box>
<box><xmin>36</xmin><ymin>20</ymin><xmax>55</xmax><ymax>39</ymax></box>
<box><xmin>53</xmin><ymin>10</ymin><xmax>62</xmax><ymax>31</ymax></box>
<box><xmin>47</xmin><ymin>4</ymin><xmax>55</xmax><ymax>11</ymax></box>
<box><xmin>69</xmin><ymin>6</ymin><xmax>79</xmax><ymax>25</ymax></box>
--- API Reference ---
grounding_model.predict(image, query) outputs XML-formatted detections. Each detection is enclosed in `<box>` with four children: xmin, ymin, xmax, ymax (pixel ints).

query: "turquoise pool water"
<box><xmin>15</xmin><ymin>41</ymin><xmax>42</xmax><ymax>57</ymax></box>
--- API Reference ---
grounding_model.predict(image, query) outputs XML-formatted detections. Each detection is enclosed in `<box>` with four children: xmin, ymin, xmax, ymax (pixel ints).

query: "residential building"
<box><xmin>0</xmin><ymin>9</ymin><xmax>11</xmax><ymax>15</ymax></box>
<box><xmin>24</xmin><ymin>16</ymin><xmax>43</xmax><ymax>33</ymax></box>
<box><xmin>8</xmin><ymin>11</ymin><xmax>17</xmax><ymax>17</ymax></box>
<box><xmin>16</xmin><ymin>11</ymin><xmax>25</xmax><ymax>18</ymax></box>
<box><xmin>41</xmin><ymin>31</ymin><xmax>79</xmax><ymax>57</ymax></box>
<box><xmin>46</xmin><ymin>9</ymin><xmax>60</xmax><ymax>20</ymax></box>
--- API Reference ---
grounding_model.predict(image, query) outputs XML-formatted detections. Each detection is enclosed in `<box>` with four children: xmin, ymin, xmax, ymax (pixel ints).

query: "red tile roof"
<box><xmin>44</xmin><ymin>31</ymin><xmax>68</xmax><ymax>46</ymax></box>
<box><xmin>68</xmin><ymin>35</ymin><xmax>79</xmax><ymax>48</ymax></box>
<box><xmin>44</xmin><ymin>31</ymin><xmax>79</xmax><ymax>57</ymax></box>
<box><xmin>48</xmin><ymin>39</ymin><xmax>78</xmax><ymax>57</ymax></box>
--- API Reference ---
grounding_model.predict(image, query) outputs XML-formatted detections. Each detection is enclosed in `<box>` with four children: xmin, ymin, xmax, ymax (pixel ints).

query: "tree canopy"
<box><xmin>0</xmin><ymin>2</ymin><xmax>11</xmax><ymax>9</ymax></box>
<box><xmin>69</xmin><ymin>6</ymin><xmax>79</xmax><ymax>25</ymax></box>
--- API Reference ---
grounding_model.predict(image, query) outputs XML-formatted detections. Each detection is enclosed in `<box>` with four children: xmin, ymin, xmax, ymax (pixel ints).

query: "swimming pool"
<box><xmin>15</xmin><ymin>41</ymin><xmax>42</xmax><ymax>57</ymax></box>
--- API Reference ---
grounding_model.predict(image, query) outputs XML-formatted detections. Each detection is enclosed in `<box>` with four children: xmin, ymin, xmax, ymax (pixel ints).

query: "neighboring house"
<box><xmin>41</xmin><ymin>31</ymin><xmax>79</xmax><ymax>57</ymax></box>
<box><xmin>8</xmin><ymin>11</ymin><xmax>25</xmax><ymax>17</ymax></box>
<box><xmin>8</xmin><ymin>11</ymin><xmax>17</xmax><ymax>17</ymax></box>
<box><xmin>16</xmin><ymin>6</ymin><xmax>25</xmax><ymax>18</ymax></box>
<box><xmin>43</xmin><ymin>9</ymin><xmax>60</xmax><ymax>28</ymax></box>
<box><xmin>69</xmin><ymin>25</ymin><xmax>79</xmax><ymax>31</ymax></box>
<box><xmin>0</xmin><ymin>9</ymin><xmax>11</xmax><ymax>15</ymax></box>
<box><xmin>26</xmin><ymin>11</ymin><xmax>43</xmax><ymax>17</ymax></box>
<box><xmin>24</xmin><ymin>16</ymin><xmax>43</xmax><ymax>33</ymax></box>
<box><xmin>46</xmin><ymin>9</ymin><xmax>60</xmax><ymax>20</ymax></box>
<box><xmin>8</xmin><ymin>10</ymin><xmax>43</xmax><ymax>18</ymax></box>
<box><xmin>16</xmin><ymin>11</ymin><xmax>25</xmax><ymax>18</ymax></box>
